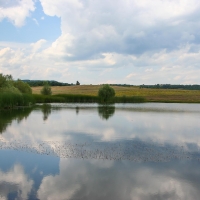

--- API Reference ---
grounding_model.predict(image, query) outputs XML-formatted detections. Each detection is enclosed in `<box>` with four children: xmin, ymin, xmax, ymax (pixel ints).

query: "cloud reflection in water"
<box><xmin>0</xmin><ymin>103</ymin><xmax>200</xmax><ymax>199</ymax></box>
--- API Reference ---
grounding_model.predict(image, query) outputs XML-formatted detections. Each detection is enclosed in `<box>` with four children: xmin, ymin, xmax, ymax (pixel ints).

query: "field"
<box><xmin>32</xmin><ymin>85</ymin><xmax>200</xmax><ymax>103</ymax></box>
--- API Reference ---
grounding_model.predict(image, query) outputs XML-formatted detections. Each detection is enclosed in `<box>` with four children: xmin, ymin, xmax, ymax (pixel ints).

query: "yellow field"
<box><xmin>32</xmin><ymin>85</ymin><xmax>200</xmax><ymax>103</ymax></box>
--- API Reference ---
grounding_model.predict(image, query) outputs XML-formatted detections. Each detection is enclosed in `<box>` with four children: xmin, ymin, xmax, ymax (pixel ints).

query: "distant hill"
<box><xmin>22</xmin><ymin>80</ymin><xmax>74</xmax><ymax>87</ymax></box>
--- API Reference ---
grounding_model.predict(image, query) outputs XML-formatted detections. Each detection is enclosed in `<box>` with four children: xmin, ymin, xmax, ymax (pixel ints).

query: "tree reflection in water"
<box><xmin>76</xmin><ymin>106</ymin><xmax>79</xmax><ymax>115</ymax></box>
<box><xmin>41</xmin><ymin>104</ymin><xmax>52</xmax><ymax>121</ymax></box>
<box><xmin>98</xmin><ymin>105</ymin><xmax>115</xmax><ymax>120</ymax></box>
<box><xmin>0</xmin><ymin>108</ymin><xmax>32</xmax><ymax>133</ymax></box>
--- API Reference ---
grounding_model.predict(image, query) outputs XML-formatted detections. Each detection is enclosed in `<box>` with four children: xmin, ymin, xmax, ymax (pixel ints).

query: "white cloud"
<box><xmin>31</xmin><ymin>39</ymin><xmax>47</xmax><ymax>53</ymax></box>
<box><xmin>0</xmin><ymin>0</ymin><xmax>35</xmax><ymax>27</ymax></box>
<box><xmin>32</xmin><ymin>17</ymin><xmax>39</xmax><ymax>25</ymax></box>
<box><xmin>1</xmin><ymin>42</ymin><xmax>200</xmax><ymax>84</ymax></box>
<box><xmin>1</xmin><ymin>0</ymin><xmax>200</xmax><ymax>83</ymax></box>
<box><xmin>126</xmin><ymin>73</ymin><xmax>137</xmax><ymax>79</ymax></box>
<box><xmin>145</xmin><ymin>68</ymin><xmax>153</xmax><ymax>72</ymax></box>
<box><xmin>37</xmin><ymin>0</ymin><xmax>200</xmax><ymax>60</ymax></box>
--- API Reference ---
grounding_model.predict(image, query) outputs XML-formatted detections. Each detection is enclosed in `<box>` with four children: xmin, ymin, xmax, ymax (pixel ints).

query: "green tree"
<box><xmin>0</xmin><ymin>74</ymin><xmax>21</xmax><ymax>94</ymax></box>
<box><xmin>13</xmin><ymin>80</ymin><xmax>32</xmax><ymax>94</ymax></box>
<box><xmin>40</xmin><ymin>82</ymin><xmax>52</xmax><ymax>95</ymax></box>
<box><xmin>98</xmin><ymin>84</ymin><xmax>115</xmax><ymax>103</ymax></box>
<box><xmin>0</xmin><ymin>74</ymin><xmax>7</xmax><ymax>88</ymax></box>
<box><xmin>0</xmin><ymin>74</ymin><xmax>13</xmax><ymax>88</ymax></box>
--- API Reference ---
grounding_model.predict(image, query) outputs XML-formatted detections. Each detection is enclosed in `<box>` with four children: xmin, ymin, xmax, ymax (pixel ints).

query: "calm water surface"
<box><xmin>0</xmin><ymin>103</ymin><xmax>200</xmax><ymax>200</ymax></box>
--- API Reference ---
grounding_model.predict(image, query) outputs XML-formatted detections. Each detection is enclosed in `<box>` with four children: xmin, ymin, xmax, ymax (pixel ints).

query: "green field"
<box><xmin>32</xmin><ymin>85</ymin><xmax>200</xmax><ymax>103</ymax></box>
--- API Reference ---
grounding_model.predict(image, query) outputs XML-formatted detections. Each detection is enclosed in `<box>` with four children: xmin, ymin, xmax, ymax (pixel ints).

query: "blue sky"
<box><xmin>0</xmin><ymin>0</ymin><xmax>200</xmax><ymax>84</ymax></box>
<box><xmin>0</xmin><ymin>1</ymin><xmax>60</xmax><ymax>43</ymax></box>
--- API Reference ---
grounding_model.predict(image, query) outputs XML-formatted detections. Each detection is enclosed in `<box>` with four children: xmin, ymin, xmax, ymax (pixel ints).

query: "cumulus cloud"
<box><xmin>38</xmin><ymin>0</ymin><xmax>200</xmax><ymax>60</ymax></box>
<box><xmin>1</xmin><ymin>41</ymin><xmax>200</xmax><ymax>84</ymax></box>
<box><xmin>0</xmin><ymin>0</ymin><xmax>35</xmax><ymax>27</ymax></box>
<box><xmin>31</xmin><ymin>39</ymin><xmax>47</xmax><ymax>53</ymax></box>
<box><xmin>1</xmin><ymin>0</ymin><xmax>200</xmax><ymax>83</ymax></box>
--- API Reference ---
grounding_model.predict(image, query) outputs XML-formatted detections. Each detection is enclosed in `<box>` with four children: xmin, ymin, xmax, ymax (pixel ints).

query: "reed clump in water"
<box><xmin>55</xmin><ymin>94</ymin><xmax>99</xmax><ymax>103</ymax></box>
<box><xmin>0</xmin><ymin>93</ymin><xmax>35</xmax><ymax>109</ymax></box>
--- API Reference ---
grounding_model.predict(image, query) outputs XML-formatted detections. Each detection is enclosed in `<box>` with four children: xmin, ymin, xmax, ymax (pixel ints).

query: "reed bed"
<box><xmin>114</xmin><ymin>96</ymin><xmax>146</xmax><ymax>103</ymax></box>
<box><xmin>55</xmin><ymin>94</ymin><xmax>99</xmax><ymax>103</ymax></box>
<box><xmin>33</xmin><ymin>94</ymin><xmax>145</xmax><ymax>103</ymax></box>
<box><xmin>32</xmin><ymin>94</ymin><xmax>65</xmax><ymax>103</ymax></box>
<box><xmin>0</xmin><ymin>93</ymin><xmax>35</xmax><ymax>109</ymax></box>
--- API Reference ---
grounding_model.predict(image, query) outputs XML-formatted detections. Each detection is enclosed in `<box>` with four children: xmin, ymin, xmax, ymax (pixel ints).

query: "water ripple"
<box><xmin>0</xmin><ymin>138</ymin><xmax>199</xmax><ymax>162</ymax></box>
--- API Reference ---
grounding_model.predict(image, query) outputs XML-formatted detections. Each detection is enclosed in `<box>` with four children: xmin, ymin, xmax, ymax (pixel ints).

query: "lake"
<box><xmin>0</xmin><ymin>103</ymin><xmax>200</xmax><ymax>200</ymax></box>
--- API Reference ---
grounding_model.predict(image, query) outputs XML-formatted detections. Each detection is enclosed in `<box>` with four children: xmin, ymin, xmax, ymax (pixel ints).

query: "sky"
<box><xmin>0</xmin><ymin>0</ymin><xmax>200</xmax><ymax>85</ymax></box>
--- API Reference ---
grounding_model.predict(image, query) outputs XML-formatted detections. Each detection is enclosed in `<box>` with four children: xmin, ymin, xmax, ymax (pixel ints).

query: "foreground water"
<box><xmin>0</xmin><ymin>103</ymin><xmax>200</xmax><ymax>200</ymax></box>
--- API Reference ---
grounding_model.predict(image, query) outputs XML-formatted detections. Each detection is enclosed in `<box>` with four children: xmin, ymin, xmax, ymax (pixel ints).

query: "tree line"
<box><xmin>139</xmin><ymin>84</ymin><xmax>200</xmax><ymax>90</ymax></box>
<box><xmin>22</xmin><ymin>80</ymin><xmax>74</xmax><ymax>87</ymax></box>
<box><xmin>109</xmin><ymin>84</ymin><xmax>200</xmax><ymax>90</ymax></box>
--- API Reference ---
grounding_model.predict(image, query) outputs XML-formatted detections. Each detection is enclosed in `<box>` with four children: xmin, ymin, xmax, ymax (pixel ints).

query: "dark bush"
<box><xmin>98</xmin><ymin>84</ymin><xmax>115</xmax><ymax>103</ymax></box>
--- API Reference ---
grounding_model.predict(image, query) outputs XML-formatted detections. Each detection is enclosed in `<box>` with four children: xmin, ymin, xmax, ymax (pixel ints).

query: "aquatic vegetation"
<box><xmin>0</xmin><ymin>93</ymin><xmax>35</xmax><ymax>109</ymax></box>
<box><xmin>55</xmin><ymin>94</ymin><xmax>99</xmax><ymax>103</ymax></box>
<box><xmin>32</xmin><ymin>94</ymin><xmax>65</xmax><ymax>103</ymax></box>
<box><xmin>114</xmin><ymin>96</ymin><xmax>145</xmax><ymax>103</ymax></box>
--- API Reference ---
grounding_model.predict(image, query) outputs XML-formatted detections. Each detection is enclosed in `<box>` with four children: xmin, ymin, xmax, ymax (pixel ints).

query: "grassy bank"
<box><xmin>32</xmin><ymin>85</ymin><xmax>200</xmax><ymax>103</ymax></box>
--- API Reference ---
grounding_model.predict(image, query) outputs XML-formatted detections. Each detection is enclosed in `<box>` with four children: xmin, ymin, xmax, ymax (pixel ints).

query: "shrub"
<box><xmin>98</xmin><ymin>84</ymin><xmax>115</xmax><ymax>103</ymax></box>
<box><xmin>41</xmin><ymin>82</ymin><xmax>52</xmax><ymax>95</ymax></box>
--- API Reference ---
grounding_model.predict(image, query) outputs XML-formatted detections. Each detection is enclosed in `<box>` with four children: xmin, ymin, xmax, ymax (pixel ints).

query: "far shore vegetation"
<box><xmin>1</xmin><ymin>73</ymin><xmax>200</xmax><ymax>109</ymax></box>
<box><xmin>31</xmin><ymin>84</ymin><xmax>200</xmax><ymax>103</ymax></box>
